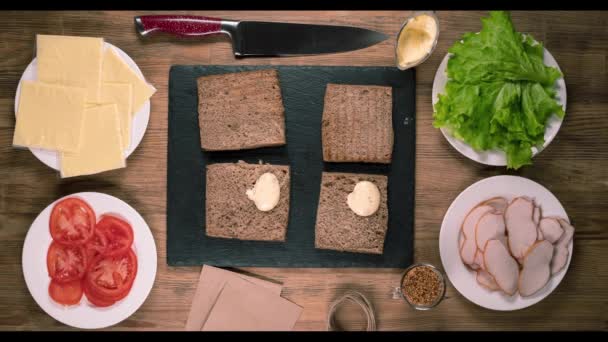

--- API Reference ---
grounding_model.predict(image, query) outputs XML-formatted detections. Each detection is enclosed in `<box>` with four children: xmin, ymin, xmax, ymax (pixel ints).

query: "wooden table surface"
<box><xmin>1</xmin><ymin>10</ymin><xmax>607</xmax><ymax>331</ymax></box>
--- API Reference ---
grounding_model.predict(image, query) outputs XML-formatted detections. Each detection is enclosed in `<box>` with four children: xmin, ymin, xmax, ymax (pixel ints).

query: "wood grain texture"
<box><xmin>0</xmin><ymin>10</ymin><xmax>607</xmax><ymax>331</ymax></box>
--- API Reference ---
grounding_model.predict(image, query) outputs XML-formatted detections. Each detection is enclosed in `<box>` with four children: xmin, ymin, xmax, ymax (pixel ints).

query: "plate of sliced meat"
<box><xmin>439</xmin><ymin>175</ymin><xmax>574</xmax><ymax>311</ymax></box>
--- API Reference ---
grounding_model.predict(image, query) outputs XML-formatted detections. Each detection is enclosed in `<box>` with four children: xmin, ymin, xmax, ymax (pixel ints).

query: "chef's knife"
<box><xmin>134</xmin><ymin>15</ymin><xmax>388</xmax><ymax>57</ymax></box>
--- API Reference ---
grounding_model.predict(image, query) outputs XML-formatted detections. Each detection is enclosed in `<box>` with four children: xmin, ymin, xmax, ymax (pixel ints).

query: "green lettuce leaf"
<box><xmin>447</xmin><ymin>11</ymin><xmax>562</xmax><ymax>86</ymax></box>
<box><xmin>433</xmin><ymin>11</ymin><xmax>564</xmax><ymax>169</ymax></box>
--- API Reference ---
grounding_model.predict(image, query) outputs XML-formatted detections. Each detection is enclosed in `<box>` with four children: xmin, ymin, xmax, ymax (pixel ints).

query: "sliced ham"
<box><xmin>495</xmin><ymin>234</ymin><xmax>508</xmax><ymax>248</ymax></box>
<box><xmin>460</xmin><ymin>238</ymin><xmax>477</xmax><ymax>266</ymax></box>
<box><xmin>482</xmin><ymin>197</ymin><xmax>508</xmax><ymax>214</ymax></box>
<box><xmin>556</xmin><ymin>219</ymin><xmax>574</xmax><ymax>247</ymax></box>
<box><xmin>551</xmin><ymin>218</ymin><xmax>575</xmax><ymax>275</ymax></box>
<box><xmin>539</xmin><ymin>218</ymin><xmax>564</xmax><ymax>244</ymax></box>
<box><xmin>460</xmin><ymin>204</ymin><xmax>495</xmax><ymax>268</ymax></box>
<box><xmin>476</xmin><ymin>269</ymin><xmax>500</xmax><ymax>291</ymax></box>
<box><xmin>534</xmin><ymin>205</ymin><xmax>543</xmax><ymax>240</ymax></box>
<box><xmin>484</xmin><ymin>239</ymin><xmax>520</xmax><ymax>296</ymax></box>
<box><xmin>462</xmin><ymin>204</ymin><xmax>495</xmax><ymax>239</ymax></box>
<box><xmin>551</xmin><ymin>247</ymin><xmax>569</xmax><ymax>275</ymax></box>
<box><xmin>459</xmin><ymin>232</ymin><xmax>465</xmax><ymax>250</ymax></box>
<box><xmin>475</xmin><ymin>212</ymin><xmax>506</xmax><ymax>252</ymax></box>
<box><xmin>533</xmin><ymin>205</ymin><xmax>541</xmax><ymax>226</ymax></box>
<box><xmin>505</xmin><ymin>197</ymin><xmax>538</xmax><ymax>261</ymax></box>
<box><xmin>462</xmin><ymin>197</ymin><xmax>575</xmax><ymax>297</ymax></box>
<box><xmin>519</xmin><ymin>240</ymin><xmax>554</xmax><ymax>297</ymax></box>
<box><xmin>520</xmin><ymin>196</ymin><xmax>535</xmax><ymax>203</ymax></box>
<box><xmin>469</xmin><ymin>249</ymin><xmax>482</xmax><ymax>270</ymax></box>
<box><xmin>474</xmin><ymin>250</ymin><xmax>485</xmax><ymax>270</ymax></box>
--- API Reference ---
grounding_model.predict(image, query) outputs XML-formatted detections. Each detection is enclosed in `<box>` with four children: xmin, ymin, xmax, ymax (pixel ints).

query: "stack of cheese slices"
<box><xmin>13</xmin><ymin>35</ymin><xmax>156</xmax><ymax>178</ymax></box>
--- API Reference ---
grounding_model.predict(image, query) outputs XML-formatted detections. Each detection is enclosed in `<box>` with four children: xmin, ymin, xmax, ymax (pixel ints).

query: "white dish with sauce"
<box><xmin>395</xmin><ymin>11</ymin><xmax>440</xmax><ymax>70</ymax></box>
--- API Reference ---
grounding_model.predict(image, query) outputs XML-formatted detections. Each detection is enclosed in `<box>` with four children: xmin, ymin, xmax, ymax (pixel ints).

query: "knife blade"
<box><xmin>134</xmin><ymin>15</ymin><xmax>388</xmax><ymax>57</ymax></box>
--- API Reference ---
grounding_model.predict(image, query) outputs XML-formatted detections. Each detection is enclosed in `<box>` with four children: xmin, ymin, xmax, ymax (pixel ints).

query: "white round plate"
<box><xmin>432</xmin><ymin>47</ymin><xmax>567</xmax><ymax>166</ymax></box>
<box><xmin>22</xmin><ymin>192</ymin><xmax>157</xmax><ymax>329</ymax></box>
<box><xmin>439</xmin><ymin>175</ymin><xmax>573</xmax><ymax>311</ymax></box>
<box><xmin>14</xmin><ymin>42</ymin><xmax>153</xmax><ymax>170</ymax></box>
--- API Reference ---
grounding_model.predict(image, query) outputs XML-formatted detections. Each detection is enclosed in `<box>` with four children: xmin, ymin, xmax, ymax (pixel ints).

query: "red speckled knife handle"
<box><xmin>135</xmin><ymin>15</ymin><xmax>223</xmax><ymax>37</ymax></box>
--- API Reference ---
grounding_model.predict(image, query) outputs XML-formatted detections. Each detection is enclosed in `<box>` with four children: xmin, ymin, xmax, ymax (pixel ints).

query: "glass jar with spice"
<box><xmin>392</xmin><ymin>263</ymin><xmax>446</xmax><ymax>310</ymax></box>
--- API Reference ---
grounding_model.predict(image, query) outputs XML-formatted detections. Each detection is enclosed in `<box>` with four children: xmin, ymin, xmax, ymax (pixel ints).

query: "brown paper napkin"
<box><xmin>185</xmin><ymin>265</ymin><xmax>283</xmax><ymax>331</ymax></box>
<box><xmin>202</xmin><ymin>280</ymin><xmax>303</xmax><ymax>331</ymax></box>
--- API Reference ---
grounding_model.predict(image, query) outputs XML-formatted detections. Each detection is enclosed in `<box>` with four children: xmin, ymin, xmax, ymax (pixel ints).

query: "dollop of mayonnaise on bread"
<box><xmin>347</xmin><ymin>181</ymin><xmax>381</xmax><ymax>217</ymax></box>
<box><xmin>246</xmin><ymin>172</ymin><xmax>280</xmax><ymax>212</ymax></box>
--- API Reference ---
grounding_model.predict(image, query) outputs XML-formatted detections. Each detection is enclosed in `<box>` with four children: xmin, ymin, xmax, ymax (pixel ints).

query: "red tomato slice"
<box><xmin>47</xmin><ymin>241</ymin><xmax>88</xmax><ymax>283</ymax></box>
<box><xmin>50</xmin><ymin>197</ymin><xmax>96</xmax><ymax>246</ymax></box>
<box><xmin>85</xmin><ymin>249</ymin><xmax>137</xmax><ymax>301</ymax></box>
<box><xmin>95</xmin><ymin>215</ymin><xmax>134</xmax><ymax>257</ymax></box>
<box><xmin>85</xmin><ymin>229</ymin><xmax>109</xmax><ymax>261</ymax></box>
<box><xmin>48</xmin><ymin>279</ymin><xmax>83</xmax><ymax>306</ymax></box>
<box><xmin>83</xmin><ymin>281</ymin><xmax>115</xmax><ymax>307</ymax></box>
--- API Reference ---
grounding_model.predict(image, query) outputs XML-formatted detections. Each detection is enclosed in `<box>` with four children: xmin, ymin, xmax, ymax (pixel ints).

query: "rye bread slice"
<box><xmin>322</xmin><ymin>84</ymin><xmax>393</xmax><ymax>163</ymax></box>
<box><xmin>198</xmin><ymin>69</ymin><xmax>286</xmax><ymax>151</ymax></box>
<box><xmin>314</xmin><ymin>172</ymin><xmax>389</xmax><ymax>254</ymax></box>
<box><xmin>205</xmin><ymin>161</ymin><xmax>290</xmax><ymax>241</ymax></box>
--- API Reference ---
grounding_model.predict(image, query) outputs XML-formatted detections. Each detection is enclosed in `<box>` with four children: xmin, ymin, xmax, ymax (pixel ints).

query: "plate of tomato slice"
<box><xmin>22</xmin><ymin>192</ymin><xmax>157</xmax><ymax>329</ymax></box>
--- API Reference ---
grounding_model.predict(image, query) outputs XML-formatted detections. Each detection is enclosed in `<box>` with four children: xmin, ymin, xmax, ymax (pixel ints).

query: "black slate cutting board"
<box><xmin>167</xmin><ymin>65</ymin><xmax>415</xmax><ymax>267</ymax></box>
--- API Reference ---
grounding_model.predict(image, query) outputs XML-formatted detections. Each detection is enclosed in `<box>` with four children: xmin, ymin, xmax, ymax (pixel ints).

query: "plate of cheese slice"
<box><xmin>13</xmin><ymin>35</ymin><xmax>156</xmax><ymax>178</ymax></box>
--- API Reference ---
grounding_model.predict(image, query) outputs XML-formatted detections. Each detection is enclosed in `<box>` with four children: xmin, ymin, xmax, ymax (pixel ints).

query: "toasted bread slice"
<box><xmin>321</xmin><ymin>84</ymin><xmax>393</xmax><ymax>163</ymax></box>
<box><xmin>314</xmin><ymin>172</ymin><xmax>389</xmax><ymax>254</ymax></box>
<box><xmin>205</xmin><ymin>161</ymin><xmax>290</xmax><ymax>241</ymax></box>
<box><xmin>198</xmin><ymin>69</ymin><xmax>286</xmax><ymax>151</ymax></box>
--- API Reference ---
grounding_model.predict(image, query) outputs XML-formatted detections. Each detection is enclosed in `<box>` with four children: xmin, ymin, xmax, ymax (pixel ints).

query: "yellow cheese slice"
<box><xmin>36</xmin><ymin>35</ymin><xmax>104</xmax><ymax>102</ymax></box>
<box><xmin>13</xmin><ymin>81</ymin><xmax>86</xmax><ymax>152</ymax></box>
<box><xmin>87</xmin><ymin>83</ymin><xmax>133</xmax><ymax>151</ymax></box>
<box><xmin>101</xmin><ymin>48</ymin><xmax>156</xmax><ymax>115</ymax></box>
<box><xmin>60</xmin><ymin>104</ymin><xmax>125</xmax><ymax>178</ymax></box>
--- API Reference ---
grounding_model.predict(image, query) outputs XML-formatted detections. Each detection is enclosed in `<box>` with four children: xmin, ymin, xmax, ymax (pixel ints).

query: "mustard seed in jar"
<box><xmin>401</xmin><ymin>265</ymin><xmax>445</xmax><ymax>308</ymax></box>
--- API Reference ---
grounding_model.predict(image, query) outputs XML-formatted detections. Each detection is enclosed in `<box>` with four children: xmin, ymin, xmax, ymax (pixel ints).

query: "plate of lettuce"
<box><xmin>432</xmin><ymin>11</ymin><xmax>566</xmax><ymax>169</ymax></box>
